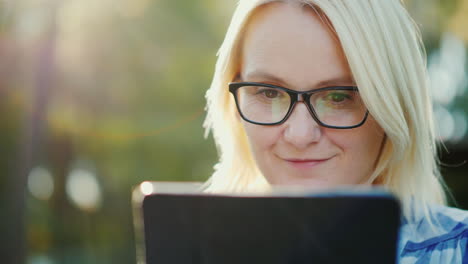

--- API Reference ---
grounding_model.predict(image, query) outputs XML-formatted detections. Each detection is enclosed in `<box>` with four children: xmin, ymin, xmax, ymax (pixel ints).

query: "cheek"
<box><xmin>327</xmin><ymin>120</ymin><xmax>384</xmax><ymax>161</ymax></box>
<box><xmin>242</xmin><ymin>122</ymin><xmax>282</xmax><ymax>153</ymax></box>
<box><xmin>360</xmin><ymin>120</ymin><xmax>386</xmax><ymax>155</ymax></box>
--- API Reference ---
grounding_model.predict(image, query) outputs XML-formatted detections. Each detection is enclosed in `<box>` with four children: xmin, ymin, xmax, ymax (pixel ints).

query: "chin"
<box><xmin>270</xmin><ymin>176</ymin><xmax>335</xmax><ymax>189</ymax></box>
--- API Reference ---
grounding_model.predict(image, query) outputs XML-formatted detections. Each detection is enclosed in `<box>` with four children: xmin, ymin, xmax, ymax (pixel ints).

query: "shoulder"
<box><xmin>399</xmin><ymin>204</ymin><xmax>468</xmax><ymax>264</ymax></box>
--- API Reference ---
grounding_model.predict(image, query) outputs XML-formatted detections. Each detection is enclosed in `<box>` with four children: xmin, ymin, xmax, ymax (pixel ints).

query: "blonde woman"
<box><xmin>203</xmin><ymin>0</ymin><xmax>468</xmax><ymax>262</ymax></box>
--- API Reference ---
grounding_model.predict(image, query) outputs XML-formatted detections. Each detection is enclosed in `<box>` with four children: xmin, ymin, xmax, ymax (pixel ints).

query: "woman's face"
<box><xmin>239</xmin><ymin>2</ymin><xmax>385</xmax><ymax>188</ymax></box>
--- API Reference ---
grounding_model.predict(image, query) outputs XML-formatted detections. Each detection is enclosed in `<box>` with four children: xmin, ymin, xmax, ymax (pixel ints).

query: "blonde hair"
<box><xmin>203</xmin><ymin>0</ymin><xmax>447</xmax><ymax>220</ymax></box>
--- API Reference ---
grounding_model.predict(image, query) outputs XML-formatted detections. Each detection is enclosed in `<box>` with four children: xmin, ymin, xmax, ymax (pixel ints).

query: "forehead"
<box><xmin>240</xmin><ymin>2</ymin><xmax>353</xmax><ymax>89</ymax></box>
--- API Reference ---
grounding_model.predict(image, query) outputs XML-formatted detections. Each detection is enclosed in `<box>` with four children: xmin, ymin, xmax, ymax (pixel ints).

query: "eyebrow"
<box><xmin>242</xmin><ymin>70</ymin><xmax>355</xmax><ymax>88</ymax></box>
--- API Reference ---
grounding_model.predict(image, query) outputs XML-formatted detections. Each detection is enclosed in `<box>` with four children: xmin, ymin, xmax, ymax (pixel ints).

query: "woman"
<box><xmin>203</xmin><ymin>0</ymin><xmax>468</xmax><ymax>262</ymax></box>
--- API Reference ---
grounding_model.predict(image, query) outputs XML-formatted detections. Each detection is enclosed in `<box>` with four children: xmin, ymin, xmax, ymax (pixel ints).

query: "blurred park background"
<box><xmin>0</xmin><ymin>0</ymin><xmax>467</xmax><ymax>263</ymax></box>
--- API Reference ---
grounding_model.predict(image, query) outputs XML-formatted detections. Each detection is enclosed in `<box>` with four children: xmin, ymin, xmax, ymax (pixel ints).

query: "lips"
<box><xmin>281</xmin><ymin>156</ymin><xmax>334</xmax><ymax>169</ymax></box>
<box><xmin>285</xmin><ymin>158</ymin><xmax>330</xmax><ymax>162</ymax></box>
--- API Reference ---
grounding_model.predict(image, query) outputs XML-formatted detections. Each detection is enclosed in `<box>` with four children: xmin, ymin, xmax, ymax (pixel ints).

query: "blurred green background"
<box><xmin>0</xmin><ymin>0</ymin><xmax>467</xmax><ymax>263</ymax></box>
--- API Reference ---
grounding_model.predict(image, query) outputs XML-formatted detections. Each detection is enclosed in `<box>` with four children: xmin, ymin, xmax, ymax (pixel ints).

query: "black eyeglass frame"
<box><xmin>228</xmin><ymin>82</ymin><xmax>369</xmax><ymax>129</ymax></box>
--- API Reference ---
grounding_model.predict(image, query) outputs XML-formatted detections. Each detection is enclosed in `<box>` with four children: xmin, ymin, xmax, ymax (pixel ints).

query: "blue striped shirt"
<box><xmin>398</xmin><ymin>204</ymin><xmax>468</xmax><ymax>263</ymax></box>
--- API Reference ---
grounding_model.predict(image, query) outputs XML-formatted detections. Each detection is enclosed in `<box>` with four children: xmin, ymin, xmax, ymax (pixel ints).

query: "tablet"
<box><xmin>133</xmin><ymin>182</ymin><xmax>400</xmax><ymax>264</ymax></box>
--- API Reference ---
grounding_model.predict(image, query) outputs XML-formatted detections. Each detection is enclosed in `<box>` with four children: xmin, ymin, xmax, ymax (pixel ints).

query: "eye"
<box><xmin>256</xmin><ymin>88</ymin><xmax>280</xmax><ymax>99</ymax></box>
<box><xmin>325</xmin><ymin>92</ymin><xmax>351</xmax><ymax>103</ymax></box>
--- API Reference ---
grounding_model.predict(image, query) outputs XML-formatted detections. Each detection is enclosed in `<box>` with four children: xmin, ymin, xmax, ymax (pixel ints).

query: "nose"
<box><xmin>283</xmin><ymin>102</ymin><xmax>322</xmax><ymax>149</ymax></box>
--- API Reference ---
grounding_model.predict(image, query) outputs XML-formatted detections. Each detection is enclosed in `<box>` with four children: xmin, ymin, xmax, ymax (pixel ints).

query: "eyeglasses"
<box><xmin>229</xmin><ymin>82</ymin><xmax>369</xmax><ymax>129</ymax></box>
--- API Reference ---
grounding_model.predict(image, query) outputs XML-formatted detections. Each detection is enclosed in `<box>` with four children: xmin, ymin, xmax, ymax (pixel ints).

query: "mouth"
<box><xmin>282</xmin><ymin>156</ymin><xmax>334</xmax><ymax>169</ymax></box>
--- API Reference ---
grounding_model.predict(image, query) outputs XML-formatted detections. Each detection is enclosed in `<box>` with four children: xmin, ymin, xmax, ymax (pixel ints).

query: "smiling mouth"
<box><xmin>282</xmin><ymin>157</ymin><xmax>333</xmax><ymax>168</ymax></box>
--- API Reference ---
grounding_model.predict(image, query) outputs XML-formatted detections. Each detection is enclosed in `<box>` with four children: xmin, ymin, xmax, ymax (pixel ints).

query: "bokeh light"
<box><xmin>65</xmin><ymin>168</ymin><xmax>102</xmax><ymax>212</ymax></box>
<box><xmin>429</xmin><ymin>33</ymin><xmax>467</xmax><ymax>105</ymax></box>
<box><xmin>429</xmin><ymin>33</ymin><xmax>468</xmax><ymax>142</ymax></box>
<box><xmin>27</xmin><ymin>167</ymin><xmax>54</xmax><ymax>201</ymax></box>
<box><xmin>28</xmin><ymin>255</ymin><xmax>54</xmax><ymax>264</ymax></box>
<box><xmin>434</xmin><ymin>106</ymin><xmax>455</xmax><ymax>141</ymax></box>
